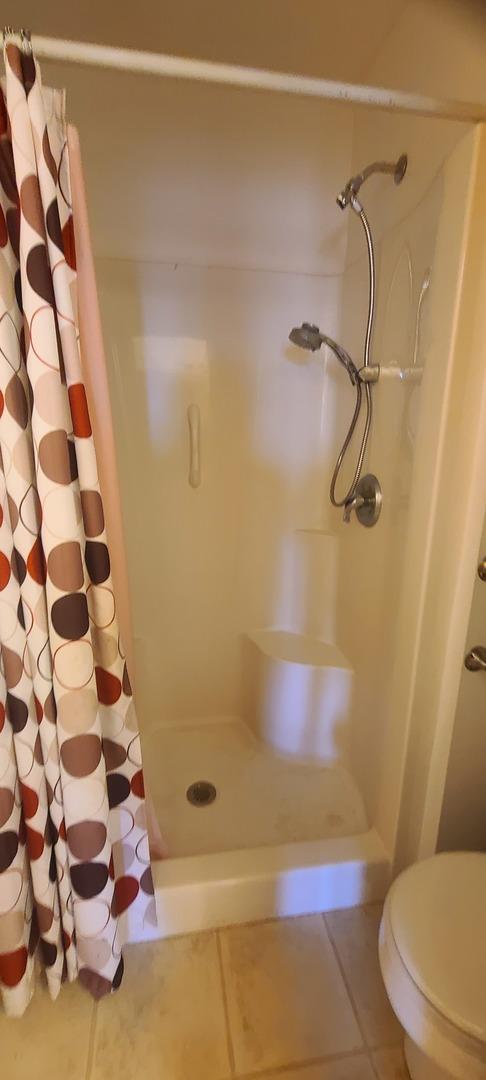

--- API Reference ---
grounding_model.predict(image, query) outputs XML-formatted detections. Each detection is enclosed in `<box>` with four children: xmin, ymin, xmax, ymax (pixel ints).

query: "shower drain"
<box><xmin>186</xmin><ymin>780</ymin><xmax>217</xmax><ymax>807</ymax></box>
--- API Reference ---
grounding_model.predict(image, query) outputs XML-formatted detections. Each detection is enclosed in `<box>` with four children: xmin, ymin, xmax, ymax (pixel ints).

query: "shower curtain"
<box><xmin>0</xmin><ymin>38</ymin><xmax>155</xmax><ymax>1016</ymax></box>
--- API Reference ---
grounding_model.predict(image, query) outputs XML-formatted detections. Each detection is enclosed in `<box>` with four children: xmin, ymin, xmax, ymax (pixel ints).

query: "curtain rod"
<box><xmin>29</xmin><ymin>35</ymin><xmax>486</xmax><ymax>124</ymax></box>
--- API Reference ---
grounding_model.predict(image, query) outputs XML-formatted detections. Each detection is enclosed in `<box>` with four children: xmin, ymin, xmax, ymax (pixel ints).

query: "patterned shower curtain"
<box><xmin>0</xmin><ymin>37</ymin><xmax>155</xmax><ymax>1016</ymax></box>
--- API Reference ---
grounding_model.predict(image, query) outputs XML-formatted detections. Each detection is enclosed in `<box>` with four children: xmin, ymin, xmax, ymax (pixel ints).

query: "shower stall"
<box><xmin>40</xmin><ymin>37</ymin><xmax>486</xmax><ymax>937</ymax></box>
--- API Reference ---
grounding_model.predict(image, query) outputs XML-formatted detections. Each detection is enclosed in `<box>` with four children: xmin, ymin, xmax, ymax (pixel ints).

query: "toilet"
<box><xmin>379</xmin><ymin>852</ymin><xmax>486</xmax><ymax>1079</ymax></box>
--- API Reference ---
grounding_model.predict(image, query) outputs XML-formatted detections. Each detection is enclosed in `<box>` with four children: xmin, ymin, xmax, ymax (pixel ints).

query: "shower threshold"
<box><xmin>131</xmin><ymin>719</ymin><xmax>390</xmax><ymax>942</ymax></box>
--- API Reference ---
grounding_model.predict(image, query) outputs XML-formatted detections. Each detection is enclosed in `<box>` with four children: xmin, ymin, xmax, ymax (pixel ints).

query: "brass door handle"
<box><xmin>464</xmin><ymin>646</ymin><xmax>486</xmax><ymax>672</ymax></box>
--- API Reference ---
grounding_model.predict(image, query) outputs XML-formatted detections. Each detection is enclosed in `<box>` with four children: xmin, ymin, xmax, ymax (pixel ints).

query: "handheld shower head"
<box><xmin>289</xmin><ymin>323</ymin><xmax>359</xmax><ymax>385</ymax></box>
<box><xmin>289</xmin><ymin>322</ymin><xmax>322</xmax><ymax>351</ymax></box>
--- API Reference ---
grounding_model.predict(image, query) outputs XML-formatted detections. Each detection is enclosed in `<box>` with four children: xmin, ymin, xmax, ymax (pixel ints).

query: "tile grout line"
<box><xmin>233</xmin><ymin>1047</ymin><xmax>377</xmax><ymax>1080</ymax></box>
<box><xmin>321</xmin><ymin>912</ymin><xmax>370</xmax><ymax>1052</ymax></box>
<box><xmin>84</xmin><ymin>999</ymin><xmax>99</xmax><ymax>1080</ymax></box>
<box><xmin>216</xmin><ymin>929</ymin><xmax>237</xmax><ymax>1079</ymax></box>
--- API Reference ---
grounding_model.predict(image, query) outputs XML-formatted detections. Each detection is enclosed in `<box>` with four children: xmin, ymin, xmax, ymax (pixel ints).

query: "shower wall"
<box><xmin>333</xmin><ymin>107</ymin><xmax>476</xmax><ymax>832</ymax></box>
<box><xmin>97</xmin><ymin>259</ymin><xmax>342</xmax><ymax>729</ymax></box>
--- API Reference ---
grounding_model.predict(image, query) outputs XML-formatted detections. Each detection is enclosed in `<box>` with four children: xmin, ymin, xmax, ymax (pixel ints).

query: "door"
<box><xmin>438</xmin><ymin>511</ymin><xmax>486</xmax><ymax>852</ymax></box>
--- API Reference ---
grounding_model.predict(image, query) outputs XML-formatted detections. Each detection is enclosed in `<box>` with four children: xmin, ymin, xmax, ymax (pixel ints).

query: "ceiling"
<box><xmin>11</xmin><ymin>0</ymin><xmax>408</xmax><ymax>84</ymax></box>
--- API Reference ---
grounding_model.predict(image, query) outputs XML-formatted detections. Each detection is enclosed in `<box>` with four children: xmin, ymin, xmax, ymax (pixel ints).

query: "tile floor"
<box><xmin>2</xmin><ymin>904</ymin><xmax>409</xmax><ymax>1080</ymax></box>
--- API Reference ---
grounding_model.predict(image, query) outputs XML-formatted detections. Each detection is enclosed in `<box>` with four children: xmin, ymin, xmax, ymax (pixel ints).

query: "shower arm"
<box><xmin>337</xmin><ymin>156</ymin><xmax>407</xmax><ymax>210</ymax></box>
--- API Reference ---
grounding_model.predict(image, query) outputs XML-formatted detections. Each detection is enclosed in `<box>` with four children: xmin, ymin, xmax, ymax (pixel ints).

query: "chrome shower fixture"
<box><xmin>336</xmin><ymin>154</ymin><xmax>408</xmax><ymax>210</ymax></box>
<box><xmin>289</xmin><ymin>153</ymin><xmax>408</xmax><ymax>525</ymax></box>
<box><xmin>289</xmin><ymin>323</ymin><xmax>360</xmax><ymax>385</ymax></box>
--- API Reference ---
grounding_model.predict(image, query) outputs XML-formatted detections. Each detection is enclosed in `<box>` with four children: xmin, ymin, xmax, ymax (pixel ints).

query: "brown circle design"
<box><xmin>130</xmin><ymin>770</ymin><xmax>145</xmax><ymax>799</ymax></box>
<box><xmin>140</xmin><ymin>868</ymin><xmax>154</xmax><ymax>896</ymax></box>
<box><xmin>7</xmin><ymin>206</ymin><xmax>20</xmax><ymax>260</ymax></box>
<box><xmin>0</xmin><ymin>947</ymin><xmax>28</xmax><ymax>987</ymax></box>
<box><xmin>26</xmin><ymin>244</ymin><xmax>55</xmax><ymax>306</ymax></box>
<box><xmin>46</xmin><ymin>198</ymin><xmax>63</xmax><ymax>252</ymax></box>
<box><xmin>3</xmin><ymin>646</ymin><xmax>23</xmax><ymax>688</ymax></box>
<box><xmin>43</xmin><ymin>689</ymin><xmax>57</xmax><ymax>722</ymax></box>
<box><xmin>71</xmin><ymin>861</ymin><xmax>110</xmax><ymax>900</ymax></box>
<box><xmin>20</xmin><ymin>175</ymin><xmax>45</xmax><ymax>238</ymax></box>
<box><xmin>25</xmin><ymin>825</ymin><xmax>44</xmax><ymax>860</ymax></box>
<box><xmin>0</xmin><ymin>831</ymin><xmax>18</xmax><ymax>871</ymax></box>
<box><xmin>20</xmin><ymin>783</ymin><xmax>38</xmax><ymax>819</ymax></box>
<box><xmin>106</xmin><ymin>773</ymin><xmax>130</xmax><ymax>809</ymax></box>
<box><xmin>47</xmin><ymin>541</ymin><xmax>84</xmax><ymax>592</ymax></box>
<box><xmin>85</xmin><ymin>541</ymin><xmax>110</xmax><ymax>585</ymax></box>
<box><xmin>68</xmin><ymin>383</ymin><xmax>92</xmax><ymax>437</ymax></box>
<box><xmin>66</xmin><ymin>820</ymin><xmax>107</xmax><ymax>861</ymax></box>
<box><xmin>40</xmin><ymin>939</ymin><xmax>58</xmax><ymax>967</ymax></box>
<box><xmin>112</xmin><ymin>877</ymin><xmax>139</xmax><ymax>917</ymax></box>
<box><xmin>5</xmin><ymin>373</ymin><xmax>28</xmax><ymax>429</ymax></box>
<box><xmin>6</xmin><ymin>692</ymin><xmax>28</xmax><ymax>733</ymax></box>
<box><xmin>102</xmin><ymin>738</ymin><xmax>127</xmax><ymax>772</ymax></box>
<box><xmin>60</xmin><ymin>734</ymin><xmax>102</xmax><ymax>778</ymax></box>
<box><xmin>26</xmin><ymin>536</ymin><xmax>47</xmax><ymax>585</ymax></box>
<box><xmin>122</xmin><ymin>663</ymin><xmax>132</xmax><ymax>696</ymax></box>
<box><xmin>51</xmin><ymin>592</ymin><xmax>89</xmax><ymax>640</ymax></box>
<box><xmin>95</xmin><ymin>666</ymin><xmax>121</xmax><ymax>706</ymax></box>
<box><xmin>0</xmin><ymin>787</ymin><xmax>14</xmax><ymax>827</ymax></box>
<box><xmin>80</xmin><ymin>490</ymin><xmax>104</xmax><ymax>538</ymax></box>
<box><xmin>38</xmin><ymin>429</ymin><xmax>73</xmax><ymax>485</ymax></box>
<box><xmin>36</xmin><ymin>903</ymin><xmax>54</xmax><ymax>934</ymax></box>
<box><xmin>7</xmin><ymin>493</ymin><xmax>18</xmax><ymax>530</ymax></box>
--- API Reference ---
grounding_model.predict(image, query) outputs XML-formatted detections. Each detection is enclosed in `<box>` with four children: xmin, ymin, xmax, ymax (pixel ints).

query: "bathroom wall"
<box><xmin>331</xmin><ymin>107</ymin><xmax>473</xmax><ymax>826</ymax></box>
<box><xmin>42</xmin><ymin>60</ymin><xmax>352</xmax><ymax>275</ymax></box>
<box><xmin>19</xmin><ymin>0</ymin><xmax>406</xmax><ymax>86</ymax></box>
<box><xmin>361</xmin><ymin>0</ymin><xmax>486</xmax><ymax>106</ymax></box>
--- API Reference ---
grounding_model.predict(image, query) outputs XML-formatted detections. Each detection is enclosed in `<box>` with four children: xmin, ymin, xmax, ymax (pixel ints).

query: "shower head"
<box><xmin>289</xmin><ymin>322</ymin><xmax>322</xmax><ymax>351</ymax></box>
<box><xmin>337</xmin><ymin>154</ymin><xmax>408</xmax><ymax>210</ymax></box>
<box><xmin>289</xmin><ymin>322</ymin><xmax>359</xmax><ymax>385</ymax></box>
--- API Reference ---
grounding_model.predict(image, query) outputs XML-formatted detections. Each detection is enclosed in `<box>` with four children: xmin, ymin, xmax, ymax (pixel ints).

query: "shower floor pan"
<box><xmin>136</xmin><ymin>719</ymin><xmax>390</xmax><ymax>941</ymax></box>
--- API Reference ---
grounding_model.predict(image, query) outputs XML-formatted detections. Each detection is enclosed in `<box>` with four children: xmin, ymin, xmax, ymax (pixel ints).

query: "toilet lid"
<box><xmin>388</xmin><ymin>852</ymin><xmax>486</xmax><ymax>1042</ymax></box>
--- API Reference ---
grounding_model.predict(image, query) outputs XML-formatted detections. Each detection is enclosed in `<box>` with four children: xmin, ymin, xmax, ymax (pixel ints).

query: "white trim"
<box><xmin>31</xmin><ymin>35</ymin><xmax>486</xmax><ymax>123</ymax></box>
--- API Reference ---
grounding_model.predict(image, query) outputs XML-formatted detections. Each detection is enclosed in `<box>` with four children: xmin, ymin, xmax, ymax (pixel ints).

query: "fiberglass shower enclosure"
<box><xmin>40</xmin><ymin>40</ymin><xmax>486</xmax><ymax>934</ymax></box>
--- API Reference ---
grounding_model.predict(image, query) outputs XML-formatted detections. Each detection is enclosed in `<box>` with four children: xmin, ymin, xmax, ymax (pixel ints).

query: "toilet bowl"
<box><xmin>379</xmin><ymin>852</ymin><xmax>486</xmax><ymax>1079</ymax></box>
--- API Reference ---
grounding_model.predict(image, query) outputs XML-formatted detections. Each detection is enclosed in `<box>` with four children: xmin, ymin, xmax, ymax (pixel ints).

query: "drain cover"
<box><xmin>186</xmin><ymin>780</ymin><xmax>217</xmax><ymax>807</ymax></box>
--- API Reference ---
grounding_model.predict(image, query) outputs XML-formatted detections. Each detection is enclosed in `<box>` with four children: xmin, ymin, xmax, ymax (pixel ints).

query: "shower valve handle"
<box><xmin>343</xmin><ymin>494</ymin><xmax>365</xmax><ymax>523</ymax></box>
<box><xmin>343</xmin><ymin>474</ymin><xmax>382</xmax><ymax>527</ymax></box>
<box><xmin>464</xmin><ymin>646</ymin><xmax>486</xmax><ymax>672</ymax></box>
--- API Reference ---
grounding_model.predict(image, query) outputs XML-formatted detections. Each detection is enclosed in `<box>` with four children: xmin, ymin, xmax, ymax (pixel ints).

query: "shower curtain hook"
<box><xmin>20</xmin><ymin>28</ymin><xmax>32</xmax><ymax>53</ymax></box>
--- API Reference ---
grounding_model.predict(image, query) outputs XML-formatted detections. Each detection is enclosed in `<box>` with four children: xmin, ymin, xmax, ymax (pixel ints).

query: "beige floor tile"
<box><xmin>371</xmin><ymin>1045</ymin><xmax>410</xmax><ymax>1078</ymax></box>
<box><xmin>220</xmin><ymin>915</ymin><xmax>363</xmax><ymax>1074</ymax></box>
<box><xmin>91</xmin><ymin>933</ymin><xmax>231</xmax><ymax>1080</ymax></box>
<box><xmin>325</xmin><ymin>906</ymin><xmax>402</xmax><ymax>1048</ymax></box>
<box><xmin>257</xmin><ymin>1053</ymin><xmax>376</xmax><ymax>1079</ymax></box>
<box><xmin>3</xmin><ymin>977</ymin><xmax>95</xmax><ymax>1080</ymax></box>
